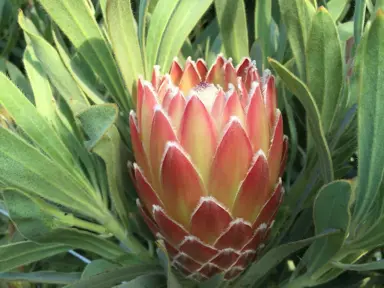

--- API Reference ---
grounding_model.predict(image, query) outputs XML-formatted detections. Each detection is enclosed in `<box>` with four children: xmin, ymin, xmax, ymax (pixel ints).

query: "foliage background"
<box><xmin>0</xmin><ymin>0</ymin><xmax>384</xmax><ymax>287</ymax></box>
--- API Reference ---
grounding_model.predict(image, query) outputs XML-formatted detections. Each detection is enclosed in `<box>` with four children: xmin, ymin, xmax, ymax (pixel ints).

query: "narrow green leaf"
<box><xmin>52</xmin><ymin>27</ymin><xmax>105</xmax><ymax>106</ymax></box>
<box><xmin>0</xmin><ymin>271</ymin><xmax>81</xmax><ymax>285</ymax></box>
<box><xmin>331</xmin><ymin>260</ymin><xmax>384</xmax><ymax>271</ymax></box>
<box><xmin>64</xmin><ymin>265</ymin><xmax>163</xmax><ymax>288</ymax></box>
<box><xmin>92</xmin><ymin>126</ymin><xmax>132</xmax><ymax>229</ymax></box>
<box><xmin>327</xmin><ymin>0</ymin><xmax>351</xmax><ymax>22</ymax></box>
<box><xmin>146</xmin><ymin>0</ymin><xmax>214</xmax><ymax>72</ymax></box>
<box><xmin>353</xmin><ymin>0</ymin><xmax>366</xmax><ymax>48</ymax></box>
<box><xmin>279</xmin><ymin>0</ymin><xmax>315</xmax><ymax>78</ymax></box>
<box><xmin>106</xmin><ymin>0</ymin><xmax>144</xmax><ymax>103</ymax></box>
<box><xmin>0</xmin><ymin>72</ymin><xmax>76</xmax><ymax>172</ymax></box>
<box><xmin>23</xmin><ymin>46</ymin><xmax>56</xmax><ymax>124</ymax></box>
<box><xmin>138</xmin><ymin>0</ymin><xmax>150</xmax><ymax>77</ymax></box>
<box><xmin>37</xmin><ymin>0</ymin><xmax>128</xmax><ymax>110</ymax></box>
<box><xmin>306</xmin><ymin>7</ymin><xmax>343</xmax><ymax>133</ymax></box>
<box><xmin>5</xmin><ymin>61</ymin><xmax>34</xmax><ymax>102</ymax></box>
<box><xmin>269</xmin><ymin>58</ymin><xmax>334</xmax><ymax>183</ymax></box>
<box><xmin>81</xmin><ymin>260</ymin><xmax>119</xmax><ymax>279</ymax></box>
<box><xmin>77</xmin><ymin>104</ymin><xmax>118</xmax><ymax>150</ymax></box>
<box><xmin>304</xmin><ymin>181</ymin><xmax>352</xmax><ymax>273</ymax></box>
<box><xmin>236</xmin><ymin>230</ymin><xmax>340</xmax><ymax>287</ymax></box>
<box><xmin>255</xmin><ymin>0</ymin><xmax>272</xmax><ymax>68</ymax></box>
<box><xmin>0</xmin><ymin>128</ymin><xmax>102</xmax><ymax>219</ymax></box>
<box><xmin>115</xmin><ymin>274</ymin><xmax>166</xmax><ymax>287</ymax></box>
<box><xmin>18</xmin><ymin>11</ymin><xmax>89</xmax><ymax>113</ymax></box>
<box><xmin>215</xmin><ymin>0</ymin><xmax>249</xmax><ymax>64</ymax></box>
<box><xmin>0</xmin><ymin>241</ymin><xmax>69</xmax><ymax>272</ymax></box>
<box><xmin>353</xmin><ymin>10</ymin><xmax>384</xmax><ymax>225</ymax></box>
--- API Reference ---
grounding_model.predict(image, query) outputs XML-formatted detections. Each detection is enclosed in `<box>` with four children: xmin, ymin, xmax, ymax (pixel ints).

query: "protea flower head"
<box><xmin>129</xmin><ymin>55</ymin><xmax>288</xmax><ymax>281</ymax></box>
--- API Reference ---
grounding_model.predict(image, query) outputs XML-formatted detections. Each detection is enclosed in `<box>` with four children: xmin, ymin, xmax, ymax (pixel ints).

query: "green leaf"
<box><xmin>92</xmin><ymin>126</ymin><xmax>132</xmax><ymax>229</ymax></box>
<box><xmin>255</xmin><ymin>0</ymin><xmax>272</xmax><ymax>68</ymax></box>
<box><xmin>306</xmin><ymin>7</ymin><xmax>343</xmax><ymax>133</ymax></box>
<box><xmin>0</xmin><ymin>72</ymin><xmax>78</xmax><ymax>173</ymax></box>
<box><xmin>157</xmin><ymin>241</ymin><xmax>182</xmax><ymax>288</ymax></box>
<box><xmin>327</xmin><ymin>0</ymin><xmax>351</xmax><ymax>22</ymax></box>
<box><xmin>81</xmin><ymin>260</ymin><xmax>119</xmax><ymax>279</ymax></box>
<box><xmin>5</xmin><ymin>61</ymin><xmax>34</xmax><ymax>103</ymax></box>
<box><xmin>23</xmin><ymin>47</ymin><xmax>56</xmax><ymax>124</ymax></box>
<box><xmin>106</xmin><ymin>0</ymin><xmax>144</xmax><ymax>102</ymax></box>
<box><xmin>38</xmin><ymin>228</ymin><xmax>125</xmax><ymax>260</ymax></box>
<box><xmin>52</xmin><ymin>26</ymin><xmax>105</xmax><ymax>106</ymax></box>
<box><xmin>37</xmin><ymin>0</ymin><xmax>128</xmax><ymax>110</ymax></box>
<box><xmin>146</xmin><ymin>0</ymin><xmax>214</xmax><ymax>72</ymax></box>
<box><xmin>3</xmin><ymin>190</ymin><xmax>58</xmax><ymax>240</ymax></box>
<box><xmin>0</xmin><ymin>271</ymin><xmax>81</xmax><ymax>285</ymax></box>
<box><xmin>269</xmin><ymin>58</ymin><xmax>334</xmax><ymax>183</ymax></box>
<box><xmin>331</xmin><ymin>260</ymin><xmax>384</xmax><ymax>271</ymax></box>
<box><xmin>77</xmin><ymin>104</ymin><xmax>118</xmax><ymax>150</ymax></box>
<box><xmin>0</xmin><ymin>128</ymin><xmax>102</xmax><ymax>219</ymax></box>
<box><xmin>64</xmin><ymin>264</ymin><xmax>163</xmax><ymax>288</ymax></box>
<box><xmin>353</xmin><ymin>10</ymin><xmax>384</xmax><ymax>225</ymax></box>
<box><xmin>236</xmin><ymin>230</ymin><xmax>340</xmax><ymax>287</ymax></box>
<box><xmin>303</xmin><ymin>181</ymin><xmax>352</xmax><ymax>274</ymax></box>
<box><xmin>279</xmin><ymin>0</ymin><xmax>315</xmax><ymax>78</ymax></box>
<box><xmin>114</xmin><ymin>274</ymin><xmax>166</xmax><ymax>287</ymax></box>
<box><xmin>0</xmin><ymin>241</ymin><xmax>69</xmax><ymax>272</ymax></box>
<box><xmin>19</xmin><ymin>11</ymin><xmax>89</xmax><ymax>114</ymax></box>
<box><xmin>215</xmin><ymin>0</ymin><xmax>249</xmax><ymax>64</ymax></box>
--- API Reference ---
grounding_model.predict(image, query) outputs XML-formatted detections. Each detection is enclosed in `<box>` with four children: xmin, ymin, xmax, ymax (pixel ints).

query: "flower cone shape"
<box><xmin>130</xmin><ymin>55</ymin><xmax>288</xmax><ymax>281</ymax></box>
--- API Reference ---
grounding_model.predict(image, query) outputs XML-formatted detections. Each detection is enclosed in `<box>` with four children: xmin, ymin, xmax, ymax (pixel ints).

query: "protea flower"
<box><xmin>129</xmin><ymin>55</ymin><xmax>288</xmax><ymax>281</ymax></box>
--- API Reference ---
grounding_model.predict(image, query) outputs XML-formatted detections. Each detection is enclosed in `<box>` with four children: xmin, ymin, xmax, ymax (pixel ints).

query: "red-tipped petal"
<box><xmin>129</xmin><ymin>112</ymin><xmax>151</xmax><ymax>181</ymax></box>
<box><xmin>206</xmin><ymin>55</ymin><xmax>225</xmax><ymax>87</ymax></box>
<box><xmin>149</xmin><ymin>108</ymin><xmax>177</xmax><ymax>192</ymax></box>
<box><xmin>232</xmin><ymin>151</ymin><xmax>270</xmax><ymax>223</ymax></box>
<box><xmin>232</xmin><ymin>251</ymin><xmax>256</xmax><ymax>269</ymax></box>
<box><xmin>198</xmin><ymin>264</ymin><xmax>223</xmax><ymax>278</ymax></box>
<box><xmin>164</xmin><ymin>238</ymin><xmax>179</xmax><ymax>259</ymax></box>
<box><xmin>224</xmin><ymin>61</ymin><xmax>237</xmax><ymax>89</ymax></box>
<box><xmin>160</xmin><ymin>143</ymin><xmax>207</xmax><ymax>227</ymax></box>
<box><xmin>157</xmin><ymin>76</ymin><xmax>171</xmax><ymax>103</ymax></box>
<box><xmin>196</xmin><ymin>59</ymin><xmax>208</xmax><ymax>80</ymax></box>
<box><xmin>137</xmin><ymin>78</ymin><xmax>144</xmax><ymax>129</ymax></box>
<box><xmin>224</xmin><ymin>267</ymin><xmax>243</xmax><ymax>280</ymax></box>
<box><xmin>137</xmin><ymin>200</ymin><xmax>160</xmax><ymax>235</ymax></box>
<box><xmin>173</xmin><ymin>253</ymin><xmax>201</xmax><ymax>273</ymax></box>
<box><xmin>244</xmin><ymin>66</ymin><xmax>260</xmax><ymax>91</ymax></box>
<box><xmin>179</xmin><ymin>60</ymin><xmax>201</xmax><ymax>95</ymax></box>
<box><xmin>210</xmin><ymin>249</ymin><xmax>240</xmax><ymax>269</ymax></box>
<box><xmin>174</xmin><ymin>261</ymin><xmax>193</xmax><ymax>276</ymax></box>
<box><xmin>214</xmin><ymin>219</ymin><xmax>253</xmax><ymax>250</ymax></box>
<box><xmin>140</xmin><ymin>83</ymin><xmax>159</xmax><ymax>155</ymax></box>
<box><xmin>263</xmin><ymin>74</ymin><xmax>277</xmax><ymax>129</ymax></box>
<box><xmin>134</xmin><ymin>165</ymin><xmax>163</xmax><ymax>214</ymax></box>
<box><xmin>241</xmin><ymin>224</ymin><xmax>267</xmax><ymax>251</ymax></box>
<box><xmin>238</xmin><ymin>78</ymin><xmax>250</xmax><ymax>108</ymax></box>
<box><xmin>236</xmin><ymin>58</ymin><xmax>252</xmax><ymax>79</ymax></box>
<box><xmin>209</xmin><ymin>119</ymin><xmax>253</xmax><ymax>209</ymax></box>
<box><xmin>252</xmin><ymin>180</ymin><xmax>283</xmax><ymax>229</ymax></box>
<box><xmin>268</xmin><ymin>111</ymin><xmax>284</xmax><ymax>188</ymax></box>
<box><xmin>179</xmin><ymin>236</ymin><xmax>218</xmax><ymax>263</ymax></box>
<box><xmin>153</xmin><ymin>206</ymin><xmax>189</xmax><ymax>246</ymax></box>
<box><xmin>210</xmin><ymin>89</ymin><xmax>226</xmax><ymax>131</ymax></box>
<box><xmin>189</xmin><ymin>197</ymin><xmax>232</xmax><ymax>244</ymax></box>
<box><xmin>280</xmin><ymin>136</ymin><xmax>289</xmax><ymax>178</ymax></box>
<box><xmin>246</xmin><ymin>84</ymin><xmax>270</xmax><ymax>154</ymax></box>
<box><xmin>180</xmin><ymin>96</ymin><xmax>217</xmax><ymax>182</ymax></box>
<box><xmin>221</xmin><ymin>89</ymin><xmax>245</xmax><ymax>129</ymax></box>
<box><xmin>167</xmin><ymin>92</ymin><xmax>186</xmax><ymax>132</ymax></box>
<box><xmin>151</xmin><ymin>65</ymin><xmax>161</xmax><ymax>91</ymax></box>
<box><xmin>169</xmin><ymin>59</ymin><xmax>183</xmax><ymax>86</ymax></box>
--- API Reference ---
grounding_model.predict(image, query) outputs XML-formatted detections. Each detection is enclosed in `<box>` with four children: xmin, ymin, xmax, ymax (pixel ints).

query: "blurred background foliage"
<box><xmin>0</xmin><ymin>0</ymin><xmax>384</xmax><ymax>287</ymax></box>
